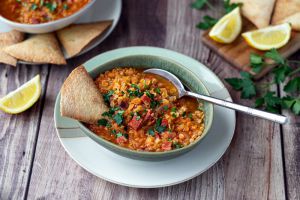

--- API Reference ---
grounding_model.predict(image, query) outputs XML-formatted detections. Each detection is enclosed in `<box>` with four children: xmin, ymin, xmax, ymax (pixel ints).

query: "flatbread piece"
<box><xmin>272</xmin><ymin>0</ymin><xmax>300</xmax><ymax>31</ymax></box>
<box><xmin>231</xmin><ymin>0</ymin><xmax>276</xmax><ymax>28</ymax></box>
<box><xmin>0</xmin><ymin>30</ymin><xmax>24</xmax><ymax>66</ymax></box>
<box><xmin>60</xmin><ymin>66</ymin><xmax>108</xmax><ymax>124</ymax></box>
<box><xmin>4</xmin><ymin>33</ymin><xmax>66</xmax><ymax>65</ymax></box>
<box><xmin>56</xmin><ymin>20</ymin><xmax>112</xmax><ymax>57</ymax></box>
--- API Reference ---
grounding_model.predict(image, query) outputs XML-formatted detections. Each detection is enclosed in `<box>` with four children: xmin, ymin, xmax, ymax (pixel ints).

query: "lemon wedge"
<box><xmin>0</xmin><ymin>75</ymin><xmax>41</xmax><ymax>114</ymax></box>
<box><xmin>209</xmin><ymin>7</ymin><xmax>242</xmax><ymax>44</ymax></box>
<box><xmin>242</xmin><ymin>23</ymin><xmax>292</xmax><ymax>50</ymax></box>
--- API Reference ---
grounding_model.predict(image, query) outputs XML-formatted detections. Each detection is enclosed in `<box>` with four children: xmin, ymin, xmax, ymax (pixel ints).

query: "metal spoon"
<box><xmin>144</xmin><ymin>68</ymin><xmax>288</xmax><ymax>124</ymax></box>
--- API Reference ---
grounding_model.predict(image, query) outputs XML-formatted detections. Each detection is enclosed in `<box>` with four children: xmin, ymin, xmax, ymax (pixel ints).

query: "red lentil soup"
<box><xmin>87</xmin><ymin>68</ymin><xmax>205</xmax><ymax>152</ymax></box>
<box><xmin>0</xmin><ymin>0</ymin><xmax>90</xmax><ymax>24</ymax></box>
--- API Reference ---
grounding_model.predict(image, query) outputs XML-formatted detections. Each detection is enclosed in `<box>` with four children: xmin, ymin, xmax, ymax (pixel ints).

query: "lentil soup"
<box><xmin>87</xmin><ymin>68</ymin><xmax>205</xmax><ymax>152</ymax></box>
<box><xmin>0</xmin><ymin>0</ymin><xmax>91</xmax><ymax>24</ymax></box>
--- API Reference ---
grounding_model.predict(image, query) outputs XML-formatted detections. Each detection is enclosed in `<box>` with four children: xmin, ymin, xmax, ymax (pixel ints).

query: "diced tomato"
<box><xmin>141</xmin><ymin>94</ymin><xmax>151</xmax><ymax>104</ymax></box>
<box><xmin>116</xmin><ymin>136</ymin><xmax>127</xmax><ymax>144</ymax></box>
<box><xmin>161</xmin><ymin>119</ymin><xmax>168</xmax><ymax>127</ymax></box>
<box><xmin>161</xmin><ymin>141</ymin><xmax>172</xmax><ymax>151</ymax></box>
<box><xmin>144</xmin><ymin>109</ymin><xmax>153</xmax><ymax>122</ymax></box>
<box><xmin>128</xmin><ymin>116</ymin><xmax>143</xmax><ymax>130</ymax></box>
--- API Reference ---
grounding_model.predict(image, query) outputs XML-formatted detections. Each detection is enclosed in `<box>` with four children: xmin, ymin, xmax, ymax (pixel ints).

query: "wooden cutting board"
<box><xmin>202</xmin><ymin>19</ymin><xmax>300</xmax><ymax>79</ymax></box>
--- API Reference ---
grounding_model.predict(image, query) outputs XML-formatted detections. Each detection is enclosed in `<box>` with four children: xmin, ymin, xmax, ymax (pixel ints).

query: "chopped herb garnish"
<box><xmin>63</xmin><ymin>4</ymin><xmax>69</xmax><ymax>10</ymax></box>
<box><xmin>102</xmin><ymin>107</ymin><xmax>119</xmax><ymax>118</ymax></box>
<box><xmin>154</xmin><ymin>118</ymin><xmax>166</xmax><ymax>133</ymax></box>
<box><xmin>172</xmin><ymin>142</ymin><xmax>183</xmax><ymax>149</ymax></box>
<box><xmin>182</xmin><ymin>111</ymin><xmax>186</xmax><ymax>117</ymax></box>
<box><xmin>31</xmin><ymin>3</ymin><xmax>38</xmax><ymax>10</ymax></box>
<box><xmin>163</xmin><ymin>105</ymin><xmax>169</xmax><ymax>111</ymax></box>
<box><xmin>111</xmin><ymin>130</ymin><xmax>117</xmax><ymax>135</ymax></box>
<box><xmin>136</xmin><ymin>115</ymin><xmax>141</xmax><ymax>120</ymax></box>
<box><xmin>145</xmin><ymin>90</ymin><xmax>154</xmax><ymax>99</ymax></box>
<box><xmin>171</xmin><ymin>107</ymin><xmax>177</xmax><ymax>112</ymax></box>
<box><xmin>172</xmin><ymin>113</ymin><xmax>177</xmax><ymax>118</ymax></box>
<box><xmin>124</xmin><ymin>133</ymin><xmax>129</xmax><ymax>139</ymax></box>
<box><xmin>113</xmin><ymin>110</ymin><xmax>124</xmax><ymax>125</ymax></box>
<box><xmin>103</xmin><ymin>90</ymin><xmax>114</xmax><ymax>105</ymax></box>
<box><xmin>150</xmin><ymin>100</ymin><xmax>160</xmax><ymax>109</ymax></box>
<box><xmin>116</xmin><ymin>132</ymin><xmax>123</xmax><ymax>138</ymax></box>
<box><xmin>147</xmin><ymin>128</ymin><xmax>155</xmax><ymax>136</ymax></box>
<box><xmin>130</xmin><ymin>111</ymin><xmax>134</xmax><ymax>117</ymax></box>
<box><xmin>39</xmin><ymin>0</ymin><xmax>44</xmax><ymax>7</ymax></box>
<box><xmin>154</xmin><ymin>87</ymin><xmax>161</xmax><ymax>94</ymax></box>
<box><xmin>45</xmin><ymin>2</ymin><xmax>57</xmax><ymax>12</ymax></box>
<box><xmin>98</xmin><ymin>118</ymin><xmax>108</xmax><ymax>126</ymax></box>
<box><xmin>188</xmin><ymin>113</ymin><xmax>193</xmax><ymax>119</ymax></box>
<box><xmin>131</xmin><ymin>84</ymin><xmax>140</xmax><ymax>90</ymax></box>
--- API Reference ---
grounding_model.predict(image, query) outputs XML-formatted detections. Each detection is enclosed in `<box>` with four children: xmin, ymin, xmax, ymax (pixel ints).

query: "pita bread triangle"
<box><xmin>272</xmin><ymin>0</ymin><xmax>300</xmax><ymax>24</ymax></box>
<box><xmin>60</xmin><ymin>66</ymin><xmax>108</xmax><ymax>124</ymax></box>
<box><xmin>272</xmin><ymin>0</ymin><xmax>300</xmax><ymax>31</ymax></box>
<box><xmin>4</xmin><ymin>33</ymin><xmax>66</xmax><ymax>65</ymax></box>
<box><xmin>231</xmin><ymin>0</ymin><xmax>276</xmax><ymax>28</ymax></box>
<box><xmin>56</xmin><ymin>20</ymin><xmax>112</xmax><ymax>57</ymax></box>
<box><xmin>0</xmin><ymin>30</ymin><xmax>24</xmax><ymax>66</ymax></box>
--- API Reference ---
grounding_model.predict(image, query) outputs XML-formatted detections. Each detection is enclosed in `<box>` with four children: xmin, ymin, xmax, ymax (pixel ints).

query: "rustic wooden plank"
<box><xmin>279</xmin><ymin>53</ymin><xmax>300</xmax><ymax>200</ymax></box>
<box><xmin>26</xmin><ymin>0</ymin><xmax>167</xmax><ymax>199</ymax></box>
<box><xmin>0</xmin><ymin>64</ymin><xmax>49</xmax><ymax>200</ymax></box>
<box><xmin>161</xmin><ymin>0</ymin><xmax>285</xmax><ymax>199</ymax></box>
<box><xmin>26</xmin><ymin>0</ymin><xmax>286</xmax><ymax>199</ymax></box>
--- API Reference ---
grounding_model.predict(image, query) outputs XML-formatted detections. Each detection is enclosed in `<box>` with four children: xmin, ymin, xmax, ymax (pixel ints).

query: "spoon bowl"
<box><xmin>144</xmin><ymin>68</ymin><xmax>288</xmax><ymax>124</ymax></box>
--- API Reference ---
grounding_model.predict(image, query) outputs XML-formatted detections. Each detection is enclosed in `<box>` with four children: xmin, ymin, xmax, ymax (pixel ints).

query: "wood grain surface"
<box><xmin>0</xmin><ymin>0</ymin><xmax>299</xmax><ymax>200</ymax></box>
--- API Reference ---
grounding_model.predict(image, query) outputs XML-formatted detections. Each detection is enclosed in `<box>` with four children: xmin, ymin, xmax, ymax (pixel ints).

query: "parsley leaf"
<box><xmin>31</xmin><ymin>3</ymin><xmax>38</xmax><ymax>10</ymax></box>
<box><xmin>45</xmin><ymin>2</ymin><xmax>57</xmax><ymax>12</ymax></box>
<box><xmin>224</xmin><ymin>0</ymin><xmax>242</xmax><ymax>13</ymax></box>
<box><xmin>250</xmin><ymin>53</ymin><xmax>264</xmax><ymax>73</ymax></box>
<box><xmin>254</xmin><ymin>92</ymin><xmax>282</xmax><ymax>113</ymax></box>
<box><xmin>113</xmin><ymin>110</ymin><xmax>124</xmax><ymax>125</ymax></box>
<box><xmin>265</xmin><ymin>49</ymin><xmax>285</xmax><ymax>65</ymax></box>
<box><xmin>147</xmin><ymin>128</ymin><xmax>155</xmax><ymax>136</ymax></box>
<box><xmin>103</xmin><ymin>90</ymin><xmax>114</xmax><ymax>105</ymax></box>
<box><xmin>284</xmin><ymin>77</ymin><xmax>300</xmax><ymax>93</ymax></box>
<box><xmin>102</xmin><ymin>107</ymin><xmax>119</xmax><ymax>118</ymax></box>
<box><xmin>190</xmin><ymin>0</ymin><xmax>208</xmax><ymax>9</ymax></box>
<box><xmin>145</xmin><ymin>90</ymin><xmax>154</xmax><ymax>99</ymax></box>
<box><xmin>282</xmin><ymin>97</ymin><xmax>300</xmax><ymax>115</ymax></box>
<box><xmin>196</xmin><ymin>15</ymin><xmax>218</xmax><ymax>30</ymax></box>
<box><xmin>154</xmin><ymin>87</ymin><xmax>161</xmax><ymax>94</ymax></box>
<box><xmin>225</xmin><ymin>72</ymin><xmax>256</xmax><ymax>99</ymax></box>
<box><xmin>154</xmin><ymin>118</ymin><xmax>166</xmax><ymax>133</ymax></box>
<box><xmin>272</xmin><ymin>65</ymin><xmax>292</xmax><ymax>83</ymax></box>
<box><xmin>98</xmin><ymin>119</ymin><xmax>108</xmax><ymax>126</ymax></box>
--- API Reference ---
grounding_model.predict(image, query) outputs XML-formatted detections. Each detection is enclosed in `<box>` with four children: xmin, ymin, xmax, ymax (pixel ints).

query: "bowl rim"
<box><xmin>0</xmin><ymin>0</ymin><xmax>96</xmax><ymax>28</ymax></box>
<box><xmin>76</xmin><ymin>54</ymin><xmax>214</xmax><ymax>156</ymax></box>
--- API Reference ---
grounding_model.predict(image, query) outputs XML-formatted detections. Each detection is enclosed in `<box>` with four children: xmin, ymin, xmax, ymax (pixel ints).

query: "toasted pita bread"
<box><xmin>4</xmin><ymin>33</ymin><xmax>66</xmax><ymax>65</ymax></box>
<box><xmin>56</xmin><ymin>20</ymin><xmax>112</xmax><ymax>57</ymax></box>
<box><xmin>272</xmin><ymin>0</ymin><xmax>300</xmax><ymax>24</ymax></box>
<box><xmin>0</xmin><ymin>30</ymin><xmax>24</xmax><ymax>66</ymax></box>
<box><xmin>60</xmin><ymin>66</ymin><xmax>108</xmax><ymax>124</ymax></box>
<box><xmin>276</xmin><ymin>13</ymin><xmax>300</xmax><ymax>31</ymax></box>
<box><xmin>231</xmin><ymin>0</ymin><xmax>276</xmax><ymax>28</ymax></box>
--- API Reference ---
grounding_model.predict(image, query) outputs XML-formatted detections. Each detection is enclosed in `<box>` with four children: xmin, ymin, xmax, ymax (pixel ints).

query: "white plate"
<box><xmin>0</xmin><ymin>0</ymin><xmax>122</xmax><ymax>64</ymax></box>
<box><xmin>54</xmin><ymin>47</ymin><xmax>236</xmax><ymax>188</ymax></box>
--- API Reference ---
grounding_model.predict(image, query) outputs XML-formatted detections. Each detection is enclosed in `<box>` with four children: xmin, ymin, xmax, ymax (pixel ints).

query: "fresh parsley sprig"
<box><xmin>225</xmin><ymin>49</ymin><xmax>300</xmax><ymax>115</ymax></box>
<box><xmin>191</xmin><ymin>0</ymin><xmax>242</xmax><ymax>30</ymax></box>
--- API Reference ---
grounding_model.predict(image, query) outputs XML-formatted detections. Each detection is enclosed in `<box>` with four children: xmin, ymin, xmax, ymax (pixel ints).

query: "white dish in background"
<box><xmin>54</xmin><ymin>47</ymin><xmax>236</xmax><ymax>188</ymax></box>
<box><xmin>0</xmin><ymin>0</ymin><xmax>122</xmax><ymax>63</ymax></box>
<box><xmin>0</xmin><ymin>0</ymin><xmax>97</xmax><ymax>34</ymax></box>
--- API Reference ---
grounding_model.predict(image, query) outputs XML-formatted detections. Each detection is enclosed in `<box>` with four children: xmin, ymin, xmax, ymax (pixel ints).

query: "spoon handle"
<box><xmin>186</xmin><ymin>91</ymin><xmax>288</xmax><ymax>124</ymax></box>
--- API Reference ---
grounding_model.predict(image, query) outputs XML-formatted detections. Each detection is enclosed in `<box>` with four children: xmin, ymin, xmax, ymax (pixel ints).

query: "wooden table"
<box><xmin>1</xmin><ymin>1</ymin><xmax>299</xmax><ymax>199</ymax></box>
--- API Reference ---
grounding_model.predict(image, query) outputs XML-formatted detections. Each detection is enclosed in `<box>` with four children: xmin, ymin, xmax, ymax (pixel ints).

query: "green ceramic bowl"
<box><xmin>78</xmin><ymin>55</ymin><xmax>213</xmax><ymax>160</ymax></box>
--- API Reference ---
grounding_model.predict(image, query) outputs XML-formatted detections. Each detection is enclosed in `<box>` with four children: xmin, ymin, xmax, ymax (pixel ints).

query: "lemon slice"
<box><xmin>209</xmin><ymin>7</ymin><xmax>242</xmax><ymax>44</ymax></box>
<box><xmin>242</xmin><ymin>23</ymin><xmax>292</xmax><ymax>50</ymax></box>
<box><xmin>0</xmin><ymin>75</ymin><xmax>41</xmax><ymax>114</ymax></box>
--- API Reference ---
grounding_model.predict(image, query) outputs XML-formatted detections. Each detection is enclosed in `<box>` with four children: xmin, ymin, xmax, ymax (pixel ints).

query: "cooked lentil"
<box><xmin>87</xmin><ymin>68</ymin><xmax>205</xmax><ymax>152</ymax></box>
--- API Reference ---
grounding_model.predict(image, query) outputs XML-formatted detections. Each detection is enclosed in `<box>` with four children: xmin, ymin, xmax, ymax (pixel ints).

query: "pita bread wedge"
<box><xmin>231</xmin><ymin>0</ymin><xmax>276</xmax><ymax>28</ymax></box>
<box><xmin>56</xmin><ymin>20</ymin><xmax>112</xmax><ymax>57</ymax></box>
<box><xmin>4</xmin><ymin>33</ymin><xmax>66</xmax><ymax>65</ymax></box>
<box><xmin>277</xmin><ymin>13</ymin><xmax>300</xmax><ymax>31</ymax></box>
<box><xmin>60</xmin><ymin>66</ymin><xmax>108</xmax><ymax>124</ymax></box>
<box><xmin>0</xmin><ymin>30</ymin><xmax>24</xmax><ymax>66</ymax></box>
<box><xmin>272</xmin><ymin>0</ymin><xmax>300</xmax><ymax>25</ymax></box>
